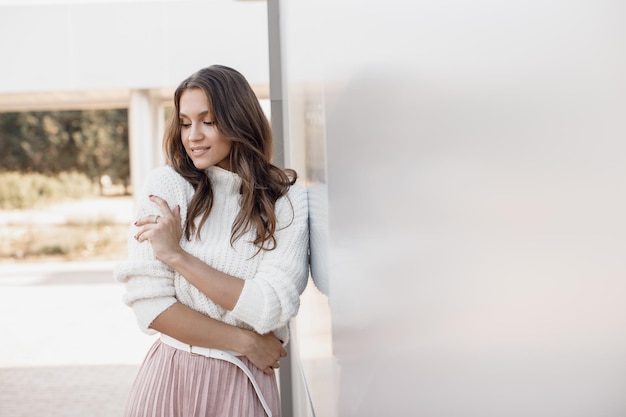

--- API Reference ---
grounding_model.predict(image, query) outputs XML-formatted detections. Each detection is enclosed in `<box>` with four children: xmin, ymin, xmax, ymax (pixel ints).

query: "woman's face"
<box><xmin>179</xmin><ymin>88</ymin><xmax>232</xmax><ymax>171</ymax></box>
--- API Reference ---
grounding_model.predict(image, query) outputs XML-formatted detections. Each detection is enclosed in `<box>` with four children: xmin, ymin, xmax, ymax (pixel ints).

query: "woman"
<box><xmin>114</xmin><ymin>65</ymin><xmax>309</xmax><ymax>417</ymax></box>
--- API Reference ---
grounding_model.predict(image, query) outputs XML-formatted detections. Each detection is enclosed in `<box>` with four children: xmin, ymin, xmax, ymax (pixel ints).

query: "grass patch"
<box><xmin>0</xmin><ymin>223</ymin><xmax>129</xmax><ymax>261</ymax></box>
<box><xmin>0</xmin><ymin>190</ymin><xmax>133</xmax><ymax>262</ymax></box>
<box><xmin>0</xmin><ymin>171</ymin><xmax>98</xmax><ymax>210</ymax></box>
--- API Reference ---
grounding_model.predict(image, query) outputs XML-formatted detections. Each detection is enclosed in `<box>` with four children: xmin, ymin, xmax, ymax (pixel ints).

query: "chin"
<box><xmin>191</xmin><ymin>160</ymin><xmax>211</xmax><ymax>170</ymax></box>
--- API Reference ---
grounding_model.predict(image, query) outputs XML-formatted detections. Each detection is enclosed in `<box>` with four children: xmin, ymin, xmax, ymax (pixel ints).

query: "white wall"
<box><xmin>284</xmin><ymin>1</ymin><xmax>626</xmax><ymax>416</ymax></box>
<box><xmin>0</xmin><ymin>0</ymin><xmax>269</xmax><ymax>94</ymax></box>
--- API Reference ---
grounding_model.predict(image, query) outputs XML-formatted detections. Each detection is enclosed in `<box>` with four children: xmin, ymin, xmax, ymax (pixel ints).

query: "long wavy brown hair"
<box><xmin>163</xmin><ymin>65</ymin><xmax>296</xmax><ymax>251</ymax></box>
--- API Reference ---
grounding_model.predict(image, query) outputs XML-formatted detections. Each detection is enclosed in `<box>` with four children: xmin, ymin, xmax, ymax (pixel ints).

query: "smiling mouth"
<box><xmin>190</xmin><ymin>147</ymin><xmax>210</xmax><ymax>156</ymax></box>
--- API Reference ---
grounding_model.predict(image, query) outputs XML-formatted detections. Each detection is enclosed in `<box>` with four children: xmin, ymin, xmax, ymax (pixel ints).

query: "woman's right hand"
<box><xmin>240</xmin><ymin>330</ymin><xmax>287</xmax><ymax>376</ymax></box>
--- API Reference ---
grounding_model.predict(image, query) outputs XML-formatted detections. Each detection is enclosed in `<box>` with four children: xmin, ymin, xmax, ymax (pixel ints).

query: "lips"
<box><xmin>190</xmin><ymin>146</ymin><xmax>210</xmax><ymax>156</ymax></box>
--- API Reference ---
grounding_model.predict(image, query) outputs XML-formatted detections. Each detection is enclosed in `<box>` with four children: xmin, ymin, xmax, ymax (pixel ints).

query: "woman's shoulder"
<box><xmin>144</xmin><ymin>166</ymin><xmax>192</xmax><ymax>191</ymax></box>
<box><xmin>276</xmin><ymin>182</ymin><xmax>308</xmax><ymax>220</ymax></box>
<box><xmin>147</xmin><ymin>165</ymin><xmax>188</xmax><ymax>184</ymax></box>
<box><xmin>146</xmin><ymin>165</ymin><xmax>184</xmax><ymax>182</ymax></box>
<box><xmin>287</xmin><ymin>181</ymin><xmax>307</xmax><ymax>198</ymax></box>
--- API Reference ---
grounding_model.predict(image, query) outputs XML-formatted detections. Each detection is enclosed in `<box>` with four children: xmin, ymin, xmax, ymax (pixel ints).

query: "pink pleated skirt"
<box><xmin>124</xmin><ymin>339</ymin><xmax>281</xmax><ymax>417</ymax></box>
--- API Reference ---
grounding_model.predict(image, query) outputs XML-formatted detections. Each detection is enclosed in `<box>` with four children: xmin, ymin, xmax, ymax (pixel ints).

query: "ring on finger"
<box><xmin>154</xmin><ymin>215</ymin><xmax>160</xmax><ymax>224</ymax></box>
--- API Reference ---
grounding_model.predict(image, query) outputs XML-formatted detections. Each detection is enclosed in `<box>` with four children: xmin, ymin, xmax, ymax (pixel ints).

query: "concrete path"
<box><xmin>0</xmin><ymin>260</ymin><xmax>157</xmax><ymax>417</ymax></box>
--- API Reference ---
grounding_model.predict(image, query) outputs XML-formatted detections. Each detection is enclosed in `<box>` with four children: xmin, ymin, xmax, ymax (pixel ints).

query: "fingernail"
<box><xmin>133</xmin><ymin>221</ymin><xmax>138</xmax><ymax>226</ymax></box>
<box><xmin>133</xmin><ymin>235</ymin><xmax>138</xmax><ymax>240</ymax></box>
<box><xmin>148</xmin><ymin>194</ymin><xmax>154</xmax><ymax>198</ymax></box>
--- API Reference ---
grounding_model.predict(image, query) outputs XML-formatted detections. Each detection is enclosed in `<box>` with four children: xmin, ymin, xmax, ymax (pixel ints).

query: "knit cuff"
<box><xmin>131</xmin><ymin>297</ymin><xmax>178</xmax><ymax>335</ymax></box>
<box><xmin>231</xmin><ymin>279</ymin><xmax>284</xmax><ymax>335</ymax></box>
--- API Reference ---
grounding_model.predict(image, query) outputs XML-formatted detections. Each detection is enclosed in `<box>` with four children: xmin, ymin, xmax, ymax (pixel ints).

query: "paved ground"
<box><xmin>0</xmin><ymin>261</ymin><xmax>336</xmax><ymax>417</ymax></box>
<box><xmin>0</xmin><ymin>260</ymin><xmax>158</xmax><ymax>417</ymax></box>
<box><xmin>0</xmin><ymin>196</ymin><xmax>336</xmax><ymax>417</ymax></box>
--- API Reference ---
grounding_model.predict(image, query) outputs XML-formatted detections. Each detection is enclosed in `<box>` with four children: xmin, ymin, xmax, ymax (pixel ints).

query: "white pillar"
<box><xmin>128</xmin><ymin>89</ymin><xmax>165</xmax><ymax>201</ymax></box>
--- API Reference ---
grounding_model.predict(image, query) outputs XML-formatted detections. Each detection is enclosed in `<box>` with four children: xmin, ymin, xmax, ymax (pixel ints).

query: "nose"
<box><xmin>187</xmin><ymin>123</ymin><xmax>204</xmax><ymax>141</ymax></box>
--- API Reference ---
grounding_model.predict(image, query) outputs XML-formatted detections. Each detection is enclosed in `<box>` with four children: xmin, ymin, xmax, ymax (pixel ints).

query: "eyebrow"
<box><xmin>179</xmin><ymin>110</ymin><xmax>211</xmax><ymax>118</ymax></box>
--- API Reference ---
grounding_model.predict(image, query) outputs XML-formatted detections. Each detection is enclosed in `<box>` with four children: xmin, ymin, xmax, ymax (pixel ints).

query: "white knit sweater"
<box><xmin>114</xmin><ymin>165</ymin><xmax>309</xmax><ymax>344</ymax></box>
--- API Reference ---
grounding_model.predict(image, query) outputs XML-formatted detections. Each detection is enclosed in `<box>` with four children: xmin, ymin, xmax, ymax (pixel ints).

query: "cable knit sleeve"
<box><xmin>230</xmin><ymin>184</ymin><xmax>310</xmax><ymax>334</ymax></box>
<box><xmin>113</xmin><ymin>166</ymin><xmax>191</xmax><ymax>334</ymax></box>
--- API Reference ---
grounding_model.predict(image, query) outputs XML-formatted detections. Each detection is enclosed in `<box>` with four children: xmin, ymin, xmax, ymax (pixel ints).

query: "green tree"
<box><xmin>0</xmin><ymin>109</ymin><xmax>130</xmax><ymax>194</ymax></box>
<box><xmin>0</xmin><ymin>112</ymin><xmax>25</xmax><ymax>171</ymax></box>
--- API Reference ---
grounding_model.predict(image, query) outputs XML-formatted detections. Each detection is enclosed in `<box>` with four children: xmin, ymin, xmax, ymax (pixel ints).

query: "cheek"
<box><xmin>220</xmin><ymin>139</ymin><xmax>232</xmax><ymax>155</ymax></box>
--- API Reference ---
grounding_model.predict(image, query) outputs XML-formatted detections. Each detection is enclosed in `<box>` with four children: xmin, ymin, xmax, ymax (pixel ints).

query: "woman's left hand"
<box><xmin>134</xmin><ymin>195</ymin><xmax>183</xmax><ymax>265</ymax></box>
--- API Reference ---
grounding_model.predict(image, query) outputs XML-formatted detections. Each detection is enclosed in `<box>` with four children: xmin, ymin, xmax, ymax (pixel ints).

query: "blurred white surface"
<box><xmin>283</xmin><ymin>1</ymin><xmax>626</xmax><ymax>416</ymax></box>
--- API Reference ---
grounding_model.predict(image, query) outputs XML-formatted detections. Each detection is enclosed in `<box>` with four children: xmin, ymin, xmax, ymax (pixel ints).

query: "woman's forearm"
<box><xmin>151</xmin><ymin>301</ymin><xmax>286</xmax><ymax>375</ymax></box>
<box><xmin>163</xmin><ymin>250</ymin><xmax>244</xmax><ymax>311</ymax></box>
<box><xmin>150</xmin><ymin>301</ymin><xmax>248</xmax><ymax>353</ymax></box>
